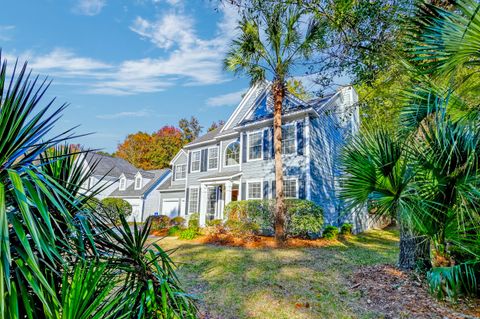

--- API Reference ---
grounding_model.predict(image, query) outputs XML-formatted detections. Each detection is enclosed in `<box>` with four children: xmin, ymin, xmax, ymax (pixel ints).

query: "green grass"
<box><xmin>157</xmin><ymin>229</ymin><xmax>399</xmax><ymax>319</ymax></box>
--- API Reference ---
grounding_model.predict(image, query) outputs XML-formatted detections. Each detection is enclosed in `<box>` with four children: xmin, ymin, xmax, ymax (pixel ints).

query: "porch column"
<box><xmin>199</xmin><ymin>184</ymin><xmax>208</xmax><ymax>227</ymax></box>
<box><xmin>225</xmin><ymin>181</ymin><xmax>232</xmax><ymax>208</ymax></box>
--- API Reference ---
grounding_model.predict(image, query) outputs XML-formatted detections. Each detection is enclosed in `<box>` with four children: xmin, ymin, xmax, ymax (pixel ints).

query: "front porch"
<box><xmin>197</xmin><ymin>172</ymin><xmax>241</xmax><ymax>226</ymax></box>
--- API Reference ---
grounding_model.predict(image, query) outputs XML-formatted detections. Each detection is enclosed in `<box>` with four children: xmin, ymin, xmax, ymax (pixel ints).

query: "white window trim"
<box><xmin>246</xmin><ymin>179</ymin><xmax>263</xmax><ymax>200</ymax></box>
<box><xmin>175</xmin><ymin>164</ymin><xmax>186</xmax><ymax>180</ymax></box>
<box><xmin>191</xmin><ymin>150</ymin><xmax>201</xmax><ymax>173</ymax></box>
<box><xmin>283</xmin><ymin>177</ymin><xmax>299</xmax><ymax>199</ymax></box>
<box><xmin>134</xmin><ymin>176</ymin><xmax>142</xmax><ymax>190</ymax></box>
<box><xmin>119</xmin><ymin>177</ymin><xmax>127</xmax><ymax>191</ymax></box>
<box><xmin>188</xmin><ymin>186</ymin><xmax>200</xmax><ymax>214</ymax></box>
<box><xmin>208</xmin><ymin>146</ymin><xmax>219</xmax><ymax>171</ymax></box>
<box><xmin>282</xmin><ymin>122</ymin><xmax>297</xmax><ymax>156</ymax></box>
<box><xmin>247</xmin><ymin>130</ymin><xmax>264</xmax><ymax>162</ymax></box>
<box><xmin>224</xmin><ymin>140</ymin><xmax>240</xmax><ymax>167</ymax></box>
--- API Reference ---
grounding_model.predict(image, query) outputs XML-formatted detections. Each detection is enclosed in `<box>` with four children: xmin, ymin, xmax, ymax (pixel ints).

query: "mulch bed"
<box><xmin>350</xmin><ymin>264</ymin><xmax>480</xmax><ymax>319</ymax></box>
<box><xmin>196</xmin><ymin>233</ymin><xmax>339</xmax><ymax>249</ymax></box>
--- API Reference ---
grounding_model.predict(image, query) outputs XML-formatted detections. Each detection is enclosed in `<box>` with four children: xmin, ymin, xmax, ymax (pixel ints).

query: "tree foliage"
<box><xmin>179</xmin><ymin>116</ymin><xmax>202</xmax><ymax>143</ymax></box>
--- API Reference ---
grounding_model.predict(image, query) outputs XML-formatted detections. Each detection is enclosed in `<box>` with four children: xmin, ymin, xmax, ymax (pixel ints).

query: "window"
<box><xmin>248</xmin><ymin>131</ymin><xmax>263</xmax><ymax>160</ymax></box>
<box><xmin>191</xmin><ymin>151</ymin><xmax>200</xmax><ymax>172</ymax></box>
<box><xmin>247</xmin><ymin>181</ymin><xmax>262</xmax><ymax>199</ymax></box>
<box><xmin>135</xmin><ymin>176</ymin><xmax>142</xmax><ymax>190</ymax></box>
<box><xmin>284</xmin><ymin>179</ymin><xmax>298</xmax><ymax>198</ymax></box>
<box><xmin>119</xmin><ymin>177</ymin><xmax>126</xmax><ymax>191</ymax></box>
<box><xmin>175</xmin><ymin>164</ymin><xmax>186</xmax><ymax>180</ymax></box>
<box><xmin>282</xmin><ymin>124</ymin><xmax>296</xmax><ymax>154</ymax></box>
<box><xmin>208</xmin><ymin>147</ymin><xmax>218</xmax><ymax>170</ymax></box>
<box><xmin>188</xmin><ymin>187</ymin><xmax>199</xmax><ymax>214</ymax></box>
<box><xmin>225</xmin><ymin>141</ymin><xmax>240</xmax><ymax>166</ymax></box>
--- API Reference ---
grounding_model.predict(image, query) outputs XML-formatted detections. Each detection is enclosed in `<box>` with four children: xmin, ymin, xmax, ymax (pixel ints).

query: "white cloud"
<box><xmin>73</xmin><ymin>0</ymin><xmax>106</xmax><ymax>16</ymax></box>
<box><xmin>206</xmin><ymin>88</ymin><xmax>246</xmax><ymax>107</ymax></box>
<box><xmin>96</xmin><ymin>109</ymin><xmax>150</xmax><ymax>119</ymax></box>
<box><xmin>0</xmin><ymin>25</ymin><xmax>15</xmax><ymax>41</ymax></box>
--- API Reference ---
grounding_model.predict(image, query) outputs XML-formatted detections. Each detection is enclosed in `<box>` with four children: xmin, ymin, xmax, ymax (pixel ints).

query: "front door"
<box><xmin>206</xmin><ymin>186</ymin><xmax>217</xmax><ymax>221</ymax></box>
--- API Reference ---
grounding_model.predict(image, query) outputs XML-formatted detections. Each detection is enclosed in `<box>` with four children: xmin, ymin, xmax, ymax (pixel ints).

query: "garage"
<box><xmin>162</xmin><ymin>199</ymin><xmax>179</xmax><ymax>218</ymax></box>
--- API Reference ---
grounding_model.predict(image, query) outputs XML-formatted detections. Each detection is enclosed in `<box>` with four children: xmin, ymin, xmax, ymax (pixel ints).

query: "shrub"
<box><xmin>178</xmin><ymin>228</ymin><xmax>198</xmax><ymax>240</ymax></box>
<box><xmin>167</xmin><ymin>225</ymin><xmax>182</xmax><ymax>236</ymax></box>
<box><xmin>206</xmin><ymin>219</ymin><xmax>223</xmax><ymax>227</ymax></box>
<box><xmin>323</xmin><ymin>226</ymin><xmax>339</xmax><ymax>239</ymax></box>
<box><xmin>187</xmin><ymin>213</ymin><xmax>200</xmax><ymax>231</ymax></box>
<box><xmin>100</xmin><ymin>198</ymin><xmax>132</xmax><ymax>224</ymax></box>
<box><xmin>340</xmin><ymin>223</ymin><xmax>353</xmax><ymax>235</ymax></box>
<box><xmin>170</xmin><ymin>216</ymin><xmax>186</xmax><ymax>227</ymax></box>
<box><xmin>225</xmin><ymin>219</ymin><xmax>260</xmax><ymax>237</ymax></box>
<box><xmin>147</xmin><ymin>215</ymin><xmax>171</xmax><ymax>231</ymax></box>
<box><xmin>286</xmin><ymin>199</ymin><xmax>324</xmax><ymax>238</ymax></box>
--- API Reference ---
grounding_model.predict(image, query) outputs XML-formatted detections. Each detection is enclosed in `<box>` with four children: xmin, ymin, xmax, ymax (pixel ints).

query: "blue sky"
<box><xmin>0</xmin><ymin>0</ymin><xmax>251</xmax><ymax>152</ymax></box>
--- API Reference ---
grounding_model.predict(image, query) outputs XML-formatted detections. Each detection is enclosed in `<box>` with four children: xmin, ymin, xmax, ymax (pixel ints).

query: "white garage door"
<box><xmin>162</xmin><ymin>199</ymin><xmax>179</xmax><ymax>218</ymax></box>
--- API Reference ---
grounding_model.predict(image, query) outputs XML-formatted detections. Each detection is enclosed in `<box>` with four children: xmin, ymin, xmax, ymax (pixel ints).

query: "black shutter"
<box><xmin>271</xmin><ymin>180</ymin><xmax>276</xmax><ymax>199</ymax></box>
<box><xmin>263</xmin><ymin>180</ymin><xmax>269</xmax><ymax>199</ymax></box>
<box><xmin>201</xmin><ymin>149</ymin><xmax>208</xmax><ymax>172</ymax></box>
<box><xmin>185</xmin><ymin>188</ymin><xmax>189</xmax><ymax>214</ymax></box>
<box><xmin>297</xmin><ymin>120</ymin><xmax>304</xmax><ymax>155</ymax></box>
<box><xmin>242</xmin><ymin>132</ymin><xmax>247</xmax><ymax>163</ymax></box>
<box><xmin>188</xmin><ymin>152</ymin><xmax>192</xmax><ymax>173</ymax></box>
<box><xmin>298</xmin><ymin>178</ymin><xmax>306</xmax><ymax>199</ymax></box>
<box><xmin>263</xmin><ymin>129</ymin><xmax>269</xmax><ymax>160</ymax></box>
<box><xmin>241</xmin><ymin>182</ymin><xmax>246</xmax><ymax>200</ymax></box>
<box><xmin>270</xmin><ymin>127</ymin><xmax>274</xmax><ymax>158</ymax></box>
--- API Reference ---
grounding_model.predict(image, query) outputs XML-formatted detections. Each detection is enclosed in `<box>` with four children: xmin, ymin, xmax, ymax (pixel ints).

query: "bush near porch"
<box><xmin>224</xmin><ymin>199</ymin><xmax>324</xmax><ymax>239</ymax></box>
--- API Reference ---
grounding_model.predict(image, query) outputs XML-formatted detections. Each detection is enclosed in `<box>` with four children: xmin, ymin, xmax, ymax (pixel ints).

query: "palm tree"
<box><xmin>224</xmin><ymin>1</ymin><xmax>323</xmax><ymax>243</ymax></box>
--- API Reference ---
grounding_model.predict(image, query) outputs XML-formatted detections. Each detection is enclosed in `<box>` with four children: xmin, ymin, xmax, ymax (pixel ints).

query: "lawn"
<box><xmin>158</xmin><ymin>229</ymin><xmax>401</xmax><ymax>319</ymax></box>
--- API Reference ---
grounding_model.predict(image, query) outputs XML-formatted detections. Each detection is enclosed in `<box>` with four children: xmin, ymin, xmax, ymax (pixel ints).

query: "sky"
<box><xmin>0</xmin><ymin>0</ymin><xmax>251</xmax><ymax>152</ymax></box>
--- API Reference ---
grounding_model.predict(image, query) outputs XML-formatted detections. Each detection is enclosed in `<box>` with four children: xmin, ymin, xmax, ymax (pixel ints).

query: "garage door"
<box><xmin>162</xmin><ymin>199</ymin><xmax>179</xmax><ymax>218</ymax></box>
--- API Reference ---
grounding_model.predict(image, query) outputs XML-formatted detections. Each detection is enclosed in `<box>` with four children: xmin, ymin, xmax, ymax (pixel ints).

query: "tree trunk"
<box><xmin>273</xmin><ymin>80</ymin><xmax>286</xmax><ymax>245</ymax></box>
<box><xmin>398</xmin><ymin>220</ymin><xmax>431</xmax><ymax>270</ymax></box>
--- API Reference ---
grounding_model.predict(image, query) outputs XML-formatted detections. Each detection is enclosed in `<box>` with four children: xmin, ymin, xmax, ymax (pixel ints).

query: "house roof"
<box><xmin>109</xmin><ymin>169</ymin><xmax>170</xmax><ymax>197</ymax></box>
<box><xmin>184</xmin><ymin>125</ymin><xmax>224</xmax><ymax>148</ymax></box>
<box><xmin>86</xmin><ymin>152</ymin><xmax>138</xmax><ymax>178</ymax></box>
<box><xmin>197</xmin><ymin>171</ymin><xmax>242</xmax><ymax>182</ymax></box>
<box><xmin>157</xmin><ymin>176</ymin><xmax>186</xmax><ymax>192</ymax></box>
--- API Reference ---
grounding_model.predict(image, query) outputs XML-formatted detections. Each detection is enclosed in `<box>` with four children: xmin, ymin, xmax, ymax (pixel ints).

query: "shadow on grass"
<box><xmin>159</xmin><ymin>228</ymin><xmax>400</xmax><ymax>319</ymax></box>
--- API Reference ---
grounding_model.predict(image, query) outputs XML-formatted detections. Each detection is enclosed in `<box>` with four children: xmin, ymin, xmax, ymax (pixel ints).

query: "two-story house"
<box><xmin>158</xmin><ymin>81</ymin><xmax>374</xmax><ymax>232</ymax></box>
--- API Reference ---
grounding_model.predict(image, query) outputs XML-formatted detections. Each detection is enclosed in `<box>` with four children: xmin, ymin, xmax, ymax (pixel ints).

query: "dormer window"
<box><xmin>119</xmin><ymin>176</ymin><xmax>126</xmax><ymax>191</ymax></box>
<box><xmin>134</xmin><ymin>175</ymin><xmax>142</xmax><ymax>190</ymax></box>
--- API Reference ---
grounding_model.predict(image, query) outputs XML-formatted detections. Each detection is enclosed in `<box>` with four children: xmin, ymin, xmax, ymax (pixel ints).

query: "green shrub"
<box><xmin>206</xmin><ymin>219</ymin><xmax>223</xmax><ymax>227</ymax></box>
<box><xmin>286</xmin><ymin>199</ymin><xmax>324</xmax><ymax>238</ymax></box>
<box><xmin>170</xmin><ymin>216</ymin><xmax>186</xmax><ymax>227</ymax></box>
<box><xmin>188</xmin><ymin>213</ymin><xmax>200</xmax><ymax>231</ymax></box>
<box><xmin>167</xmin><ymin>225</ymin><xmax>182</xmax><ymax>236</ymax></box>
<box><xmin>100</xmin><ymin>197</ymin><xmax>132</xmax><ymax>224</ymax></box>
<box><xmin>225</xmin><ymin>219</ymin><xmax>260</xmax><ymax>237</ymax></box>
<box><xmin>178</xmin><ymin>228</ymin><xmax>198</xmax><ymax>240</ymax></box>
<box><xmin>340</xmin><ymin>223</ymin><xmax>353</xmax><ymax>235</ymax></box>
<box><xmin>147</xmin><ymin>215</ymin><xmax>171</xmax><ymax>231</ymax></box>
<box><xmin>322</xmin><ymin>226</ymin><xmax>339</xmax><ymax>239</ymax></box>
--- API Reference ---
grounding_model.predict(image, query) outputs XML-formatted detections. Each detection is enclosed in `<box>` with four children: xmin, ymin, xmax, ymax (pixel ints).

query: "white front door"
<box><xmin>162</xmin><ymin>199</ymin><xmax>179</xmax><ymax>218</ymax></box>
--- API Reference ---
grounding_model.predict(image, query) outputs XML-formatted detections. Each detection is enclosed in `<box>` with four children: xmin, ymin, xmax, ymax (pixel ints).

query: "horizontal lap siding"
<box><xmin>159</xmin><ymin>191</ymin><xmax>185</xmax><ymax>212</ymax></box>
<box><xmin>171</xmin><ymin>152</ymin><xmax>187</xmax><ymax>188</ymax></box>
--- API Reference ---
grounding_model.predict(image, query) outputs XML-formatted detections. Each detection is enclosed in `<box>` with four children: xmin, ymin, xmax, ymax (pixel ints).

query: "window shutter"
<box><xmin>263</xmin><ymin>129</ymin><xmax>269</xmax><ymax>160</ymax></box>
<box><xmin>298</xmin><ymin>178</ymin><xmax>306</xmax><ymax>199</ymax></box>
<box><xmin>185</xmin><ymin>188</ymin><xmax>189</xmax><ymax>214</ymax></box>
<box><xmin>242</xmin><ymin>132</ymin><xmax>247</xmax><ymax>163</ymax></box>
<box><xmin>172</xmin><ymin>165</ymin><xmax>176</xmax><ymax>181</ymax></box>
<box><xmin>201</xmin><ymin>149</ymin><xmax>208</xmax><ymax>172</ymax></box>
<box><xmin>188</xmin><ymin>152</ymin><xmax>192</xmax><ymax>173</ymax></box>
<box><xmin>241</xmin><ymin>182</ymin><xmax>246</xmax><ymax>200</ymax></box>
<box><xmin>270</xmin><ymin>127</ymin><xmax>274</xmax><ymax>158</ymax></box>
<box><xmin>271</xmin><ymin>180</ymin><xmax>276</xmax><ymax>199</ymax></box>
<box><xmin>263</xmin><ymin>180</ymin><xmax>269</xmax><ymax>199</ymax></box>
<box><xmin>297</xmin><ymin>120</ymin><xmax>304</xmax><ymax>155</ymax></box>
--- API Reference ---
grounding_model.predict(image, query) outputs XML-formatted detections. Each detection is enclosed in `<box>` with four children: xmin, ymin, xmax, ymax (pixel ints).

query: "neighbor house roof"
<box><xmin>109</xmin><ymin>169</ymin><xmax>170</xmax><ymax>197</ymax></box>
<box><xmin>86</xmin><ymin>153</ymin><xmax>138</xmax><ymax>178</ymax></box>
<box><xmin>157</xmin><ymin>176</ymin><xmax>186</xmax><ymax>192</ymax></box>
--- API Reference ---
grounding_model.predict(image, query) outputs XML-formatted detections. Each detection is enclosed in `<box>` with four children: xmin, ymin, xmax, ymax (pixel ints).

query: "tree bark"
<box><xmin>398</xmin><ymin>221</ymin><xmax>431</xmax><ymax>270</ymax></box>
<box><xmin>273</xmin><ymin>80</ymin><xmax>286</xmax><ymax>245</ymax></box>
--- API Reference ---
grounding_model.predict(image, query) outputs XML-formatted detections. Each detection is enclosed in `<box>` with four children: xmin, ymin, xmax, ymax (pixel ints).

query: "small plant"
<box><xmin>170</xmin><ymin>216</ymin><xmax>186</xmax><ymax>227</ymax></box>
<box><xmin>322</xmin><ymin>226</ymin><xmax>339</xmax><ymax>239</ymax></box>
<box><xmin>188</xmin><ymin>213</ymin><xmax>200</xmax><ymax>231</ymax></box>
<box><xmin>340</xmin><ymin>223</ymin><xmax>353</xmax><ymax>235</ymax></box>
<box><xmin>167</xmin><ymin>225</ymin><xmax>182</xmax><ymax>236</ymax></box>
<box><xmin>147</xmin><ymin>215</ymin><xmax>171</xmax><ymax>231</ymax></box>
<box><xmin>206</xmin><ymin>219</ymin><xmax>223</xmax><ymax>227</ymax></box>
<box><xmin>179</xmin><ymin>228</ymin><xmax>198</xmax><ymax>240</ymax></box>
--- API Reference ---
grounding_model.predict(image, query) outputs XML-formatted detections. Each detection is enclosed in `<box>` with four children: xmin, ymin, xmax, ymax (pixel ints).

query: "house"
<box><xmin>157</xmin><ymin>81</ymin><xmax>374</xmax><ymax>232</ymax></box>
<box><xmin>82</xmin><ymin>152</ymin><xmax>170</xmax><ymax>221</ymax></box>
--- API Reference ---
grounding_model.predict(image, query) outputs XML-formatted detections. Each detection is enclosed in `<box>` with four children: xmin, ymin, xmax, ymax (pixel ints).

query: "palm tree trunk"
<box><xmin>273</xmin><ymin>80</ymin><xmax>286</xmax><ymax>244</ymax></box>
<box><xmin>398</xmin><ymin>218</ymin><xmax>431</xmax><ymax>270</ymax></box>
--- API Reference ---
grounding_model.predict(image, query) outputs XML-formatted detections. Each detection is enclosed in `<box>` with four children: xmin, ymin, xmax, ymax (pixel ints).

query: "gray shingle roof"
<box><xmin>109</xmin><ymin>169</ymin><xmax>170</xmax><ymax>197</ymax></box>
<box><xmin>157</xmin><ymin>176</ymin><xmax>186</xmax><ymax>192</ymax></box>
<box><xmin>86</xmin><ymin>153</ymin><xmax>138</xmax><ymax>178</ymax></box>
<box><xmin>197</xmin><ymin>171</ymin><xmax>242</xmax><ymax>181</ymax></box>
<box><xmin>185</xmin><ymin>125</ymin><xmax>224</xmax><ymax>147</ymax></box>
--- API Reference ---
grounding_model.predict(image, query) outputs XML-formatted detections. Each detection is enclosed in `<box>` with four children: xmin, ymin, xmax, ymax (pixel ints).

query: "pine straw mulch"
<box><xmin>349</xmin><ymin>264</ymin><xmax>480</xmax><ymax>319</ymax></box>
<box><xmin>196</xmin><ymin>233</ymin><xmax>339</xmax><ymax>248</ymax></box>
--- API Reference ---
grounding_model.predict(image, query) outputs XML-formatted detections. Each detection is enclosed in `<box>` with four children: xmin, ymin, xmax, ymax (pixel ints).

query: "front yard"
<box><xmin>156</xmin><ymin>229</ymin><xmax>479</xmax><ymax>319</ymax></box>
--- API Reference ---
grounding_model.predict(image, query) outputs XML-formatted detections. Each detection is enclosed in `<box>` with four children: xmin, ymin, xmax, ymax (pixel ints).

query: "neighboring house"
<box><xmin>82</xmin><ymin>153</ymin><xmax>170</xmax><ymax>221</ymax></box>
<box><xmin>158</xmin><ymin>81</ymin><xmax>374</xmax><ymax>232</ymax></box>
